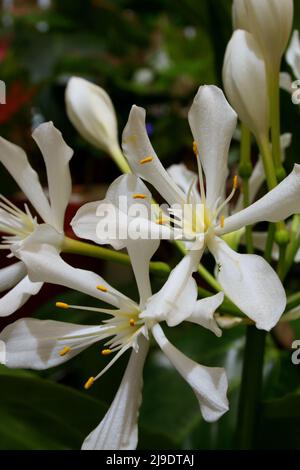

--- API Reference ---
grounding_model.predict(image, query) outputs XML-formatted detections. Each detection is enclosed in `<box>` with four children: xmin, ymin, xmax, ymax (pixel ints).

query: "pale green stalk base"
<box><xmin>62</xmin><ymin>237</ymin><xmax>171</xmax><ymax>277</ymax></box>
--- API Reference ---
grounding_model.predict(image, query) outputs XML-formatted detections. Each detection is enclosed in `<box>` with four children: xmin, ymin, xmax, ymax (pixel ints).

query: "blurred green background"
<box><xmin>1</xmin><ymin>0</ymin><xmax>300</xmax><ymax>450</ymax></box>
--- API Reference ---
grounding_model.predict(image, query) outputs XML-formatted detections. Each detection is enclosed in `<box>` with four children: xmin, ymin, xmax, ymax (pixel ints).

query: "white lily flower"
<box><xmin>0</xmin><ymin>122</ymin><xmax>73</xmax><ymax>317</ymax></box>
<box><xmin>72</xmin><ymin>85</ymin><xmax>297</xmax><ymax>331</ymax></box>
<box><xmin>223</xmin><ymin>29</ymin><xmax>269</xmax><ymax>141</ymax></box>
<box><xmin>65</xmin><ymin>77</ymin><xmax>130</xmax><ymax>173</ymax></box>
<box><xmin>1</xmin><ymin>223</ymin><xmax>228</xmax><ymax>449</ymax></box>
<box><xmin>232</xmin><ymin>0</ymin><xmax>294</xmax><ymax>71</ymax></box>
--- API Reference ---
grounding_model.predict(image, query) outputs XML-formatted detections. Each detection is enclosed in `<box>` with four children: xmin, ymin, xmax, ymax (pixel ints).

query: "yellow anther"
<box><xmin>233</xmin><ymin>175</ymin><xmax>238</xmax><ymax>189</ymax></box>
<box><xmin>96</xmin><ymin>285</ymin><xmax>108</xmax><ymax>292</ymax></box>
<box><xmin>101</xmin><ymin>349</ymin><xmax>112</xmax><ymax>356</ymax></box>
<box><xmin>139</xmin><ymin>156</ymin><xmax>153</xmax><ymax>164</ymax></box>
<box><xmin>129</xmin><ymin>319</ymin><xmax>136</xmax><ymax>327</ymax></box>
<box><xmin>84</xmin><ymin>376</ymin><xmax>94</xmax><ymax>390</ymax></box>
<box><xmin>193</xmin><ymin>141</ymin><xmax>198</xmax><ymax>157</ymax></box>
<box><xmin>156</xmin><ymin>216</ymin><xmax>167</xmax><ymax>225</ymax></box>
<box><xmin>220</xmin><ymin>215</ymin><xmax>225</xmax><ymax>229</ymax></box>
<box><xmin>132</xmin><ymin>194</ymin><xmax>147</xmax><ymax>199</ymax></box>
<box><xmin>59</xmin><ymin>346</ymin><xmax>71</xmax><ymax>357</ymax></box>
<box><xmin>56</xmin><ymin>302</ymin><xmax>69</xmax><ymax>309</ymax></box>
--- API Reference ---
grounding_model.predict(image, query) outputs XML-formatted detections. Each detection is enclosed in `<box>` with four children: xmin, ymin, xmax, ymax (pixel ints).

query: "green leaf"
<box><xmin>0</xmin><ymin>367</ymin><xmax>106</xmax><ymax>450</ymax></box>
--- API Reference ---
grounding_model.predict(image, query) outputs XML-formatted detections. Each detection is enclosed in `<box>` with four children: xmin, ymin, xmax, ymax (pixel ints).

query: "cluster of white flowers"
<box><xmin>0</xmin><ymin>0</ymin><xmax>299</xmax><ymax>451</ymax></box>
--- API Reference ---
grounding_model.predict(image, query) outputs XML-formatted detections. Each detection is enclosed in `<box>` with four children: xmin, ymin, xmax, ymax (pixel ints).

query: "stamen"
<box><xmin>101</xmin><ymin>348</ymin><xmax>112</xmax><ymax>356</ymax></box>
<box><xmin>139</xmin><ymin>156</ymin><xmax>153</xmax><ymax>164</ymax></box>
<box><xmin>220</xmin><ymin>215</ymin><xmax>225</xmax><ymax>229</ymax></box>
<box><xmin>156</xmin><ymin>215</ymin><xmax>168</xmax><ymax>225</ymax></box>
<box><xmin>97</xmin><ymin>285</ymin><xmax>108</xmax><ymax>292</ymax></box>
<box><xmin>56</xmin><ymin>302</ymin><xmax>69</xmax><ymax>309</ymax></box>
<box><xmin>84</xmin><ymin>376</ymin><xmax>94</xmax><ymax>390</ymax></box>
<box><xmin>193</xmin><ymin>141</ymin><xmax>198</xmax><ymax>157</ymax></box>
<box><xmin>233</xmin><ymin>175</ymin><xmax>238</xmax><ymax>190</ymax></box>
<box><xmin>59</xmin><ymin>346</ymin><xmax>71</xmax><ymax>356</ymax></box>
<box><xmin>132</xmin><ymin>194</ymin><xmax>147</xmax><ymax>199</ymax></box>
<box><xmin>129</xmin><ymin>319</ymin><xmax>136</xmax><ymax>327</ymax></box>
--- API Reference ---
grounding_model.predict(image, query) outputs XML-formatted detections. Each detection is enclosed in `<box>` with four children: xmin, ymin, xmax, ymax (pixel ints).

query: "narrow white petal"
<box><xmin>16</xmin><ymin>225</ymin><xmax>135</xmax><ymax>310</ymax></box>
<box><xmin>32</xmin><ymin>122</ymin><xmax>73</xmax><ymax>232</ymax></box>
<box><xmin>0</xmin><ymin>275</ymin><xmax>42</xmax><ymax>317</ymax></box>
<box><xmin>187</xmin><ymin>292</ymin><xmax>224</xmax><ymax>337</ymax></box>
<box><xmin>0</xmin><ymin>136</ymin><xmax>52</xmax><ymax>223</ymax></box>
<box><xmin>141</xmin><ymin>247</ymin><xmax>202</xmax><ymax>326</ymax></box>
<box><xmin>188</xmin><ymin>85</ymin><xmax>237</xmax><ymax>210</ymax></box>
<box><xmin>152</xmin><ymin>324</ymin><xmax>229</xmax><ymax>422</ymax></box>
<box><xmin>0</xmin><ymin>261</ymin><xmax>26</xmax><ymax>293</ymax></box>
<box><xmin>122</xmin><ymin>106</ymin><xmax>185</xmax><ymax>205</ymax></box>
<box><xmin>0</xmin><ymin>318</ymin><xmax>100</xmax><ymax>369</ymax></box>
<box><xmin>82</xmin><ymin>336</ymin><xmax>149</xmax><ymax>450</ymax></box>
<box><xmin>217</xmin><ymin>165</ymin><xmax>300</xmax><ymax>236</ymax></box>
<box><xmin>208</xmin><ymin>237</ymin><xmax>286</xmax><ymax>331</ymax></box>
<box><xmin>127</xmin><ymin>238</ymin><xmax>159</xmax><ymax>308</ymax></box>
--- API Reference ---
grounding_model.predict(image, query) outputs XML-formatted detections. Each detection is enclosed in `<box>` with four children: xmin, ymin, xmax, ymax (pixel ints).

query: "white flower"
<box><xmin>0</xmin><ymin>223</ymin><xmax>228</xmax><ymax>450</ymax></box>
<box><xmin>280</xmin><ymin>30</ymin><xmax>300</xmax><ymax>95</ymax></box>
<box><xmin>232</xmin><ymin>0</ymin><xmax>294</xmax><ymax>71</ymax></box>
<box><xmin>0</xmin><ymin>122</ymin><xmax>73</xmax><ymax>316</ymax></box>
<box><xmin>65</xmin><ymin>77</ymin><xmax>130</xmax><ymax>172</ymax></box>
<box><xmin>71</xmin><ymin>85</ymin><xmax>300</xmax><ymax>331</ymax></box>
<box><xmin>223</xmin><ymin>29</ymin><xmax>269</xmax><ymax>141</ymax></box>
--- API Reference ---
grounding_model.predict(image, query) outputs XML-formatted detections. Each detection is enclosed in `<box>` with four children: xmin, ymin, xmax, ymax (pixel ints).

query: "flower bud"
<box><xmin>65</xmin><ymin>77</ymin><xmax>120</xmax><ymax>155</ymax></box>
<box><xmin>223</xmin><ymin>30</ymin><xmax>269</xmax><ymax>141</ymax></box>
<box><xmin>233</xmin><ymin>0</ymin><xmax>294</xmax><ymax>70</ymax></box>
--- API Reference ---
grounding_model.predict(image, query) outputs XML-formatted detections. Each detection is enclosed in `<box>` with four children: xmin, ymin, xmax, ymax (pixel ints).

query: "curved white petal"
<box><xmin>122</xmin><ymin>105</ymin><xmax>185</xmax><ymax>206</ymax></box>
<box><xmin>0</xmin><ymin>136</ymin><xmax>53</xmax><ymax>223</ymax></box>
<box><xmin>0</xmin><ymin>318</ymin><xmax>100</xmax><ymax>369</ymax></box>
<box><xmin>32</xmin><ymin>122</ymin><xmax>73</xmax><ymax>232</ymax></box>
<box><xmin>0</xmin><ymin>275</ymin><xmax>42</xmax><ymax>317</ymax></box>
<box><xmin>208</xmin><ymin>237</ymin><xmax>286</xmax><ymax>331</ymax></box>
<box><xmin>71</xmin><ymin>174</ymin><xmax>173</xmax><ymax>250</ymax></box>
<box><xmin>65</xmin><ymin>77</ymin><xmax>120</xmax><ymax>154</ymax></box>
<box><xmin>187</xmin><ymin>292</ymin><xmax>224</xmax><ymax>337</ymax></box>
<box><xmin>16</xmin><ymin>225</ymin><xmax>135</xmax><ymax>310</ymax></box>
<box><xmin>223</xmin><ymin>30</ymin><xmax>269</xmax><ymax>140</ymax></box>
<box><xmin>217</xmin><ymin>165</ymin><xmax>300</xmax><ymax>236</ymax></box>
<box><xmin>167</xmin><ymin>163</ymin><xmax>200</xmax><ymax>203</ymax></box>
<box><xmin>188</xmin><ymin>85</ymin><xmax>237</xmax><ymax>210</ymax></box>
<box><xmin>141</xmin><ymin>247</ymin><xmax>202</xmax><ymax>326</ymax></box>
<box><xmin>152</xmin><ymin>324</ymin><xmax>229</xmax><ymax>422</ymax></box>
<box><xmin>286</xmin><ymin>30</ymin><xmax>300</xmax><ymax>80</ymax></box>
<box><xmin>0</xmin><ymin>261</ymin><xmax>26</xmax><ymax>293</ymax></box>
<box><xmin>82</xmin><ymin>336</ymin><xmax>148</xmax><ymax>450</ymax></box>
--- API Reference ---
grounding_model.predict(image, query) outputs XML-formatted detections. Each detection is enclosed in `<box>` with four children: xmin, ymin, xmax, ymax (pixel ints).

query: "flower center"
<box><xmin>55</xmin><ymin>289</ymin><xmax>148</xmax><ymax>390</ymax></box>
<box><xmin>0</xmin><ymin>194</ymin><xmax>37</xmax><ymax>250</ymax></box>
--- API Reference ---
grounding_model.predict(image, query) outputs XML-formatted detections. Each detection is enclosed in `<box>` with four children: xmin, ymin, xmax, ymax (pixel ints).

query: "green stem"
<box><xmin>174</xmin><ymin>240</ymin><xmax>221</xmax><ymax>292</ymax></box>
<box><xmin>268</xmin><ymin>66</ymin><xmax>286</xmax><ymax>180</ymax></box>
<box><xmin>236</xmin><ymin>326</ymin><xmax>266</xmax><ymax>449</ymax></box>
<box><xmin>264</xmin><ymin>223</ymin><xmax>276</xmax><ymax>263</ymax></box>
<box><xmin>239</xmin><ymin>125</ymin><xmax>254</xmax><ymax>254</ymax></box>
<box><xmin>284</xmin><ymin>215</ymin><xmax>300</xmax><ymax>277</ymax></box>
<box><xmin>287</xmin><ymin>291</ymin><xmax>300</xmax><ymax>312</ymax></box>
<box><xmin>110</xmin><ymin>145</ymin><xmax>131</xmax><ymax>174</ymax></box>
<box><xmin>62</xmin><ymin>237</ymin><xmax>171</xmax><ymax>277</ymax></box>
<box><xmin>258</xmin><ymin>135</ymin><xmax>278</xmax><ymax>191</ymax></box>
